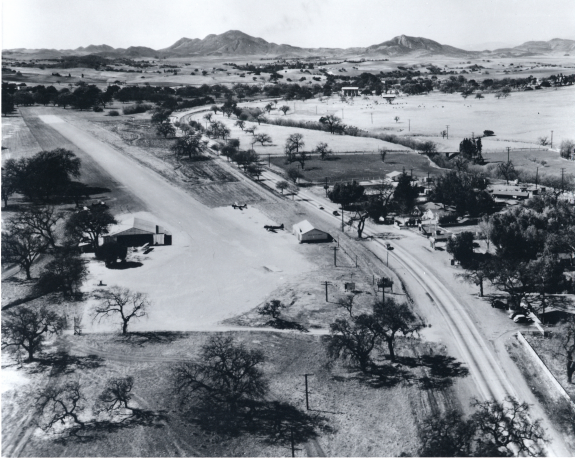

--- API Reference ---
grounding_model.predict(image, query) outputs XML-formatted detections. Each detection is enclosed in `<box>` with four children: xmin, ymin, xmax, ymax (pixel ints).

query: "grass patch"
<box><xmin>271</xmin><ymin>152</ymin><xmax>443</xmax><ymax>183</ymax></box>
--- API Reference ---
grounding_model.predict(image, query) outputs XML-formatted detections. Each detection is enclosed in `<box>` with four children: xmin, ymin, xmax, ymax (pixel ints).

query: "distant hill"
<box><xmin>4</xmin><ymin>32</ymin><xmax>575</xmax><ymax>60</ymax></box>
<box><xmin>364</xmin><ymin>35</ymin><xmax>474</xmax><ymax>57</ymax></box>
<box><xmin>492</xmin><ymin>38</ymin><xmax>575</xmax><ymax>56</ymax></box>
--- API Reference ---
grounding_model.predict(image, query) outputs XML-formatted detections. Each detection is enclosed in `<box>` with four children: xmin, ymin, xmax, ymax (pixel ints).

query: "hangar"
<box><xmin>292</xmin><ymin>220</ymin><xmax>331</xmax><ymax>243</ymax></box>
<box><xmin>104</xmin><ymin>218</ymin><xmax>172</xmax><ymax>247</ymax></box>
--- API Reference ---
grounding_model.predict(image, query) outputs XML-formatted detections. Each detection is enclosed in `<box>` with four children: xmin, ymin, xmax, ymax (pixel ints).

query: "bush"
<box><xmin>122</xmin><ymin>103</ymin><xmax>153</xmax><ymax>115</ymax></box>
<box><xmin>108</xmin><ymin>110</ymin><xmax>120</xmax><ymax>116</ymax></box>
<box><xmin>92</xmin><ymin>106</ymin><xmax>103</xmax><ymax>112</ymax></box>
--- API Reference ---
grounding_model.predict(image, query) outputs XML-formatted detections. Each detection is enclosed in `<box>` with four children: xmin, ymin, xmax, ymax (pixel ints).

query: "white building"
<box><xmin>341</xmin><ymin>87</ymin><xmax>360</xmax><ymax>97</ymax></box>
<box><xmin>292</xmin><ymin>220</ymin><xmax>330</xmax><ymax>243</ymax></box>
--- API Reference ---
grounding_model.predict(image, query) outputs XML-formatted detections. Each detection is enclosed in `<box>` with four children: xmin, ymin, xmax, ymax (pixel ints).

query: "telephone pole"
<box><xmin>550</xmin><ymin>130</ymin><xmax>554</xmax><ymax>149</ymax></box>
<box><xmin>301</xmin><ymin>373</ymin><xmax>314</xmax><ymax>410</ymax></box>
<box><xmin>341</xmin><ymin>208</ymin><xmax>345</xmax><ymax>232</ymax></box>
<box><xmin>446</xmin><ymin>125</ymin><xmax>449</xmax><ymax>140</ymax></box>
<box><xmin>561</xmin><ymin>168</ymin><xmax>566</xmax><ymax>193</ymax></box>
<box><xmin>408</xmin><ymin>119</ymin><xmax>410</xmax><ymax>131</ymax></box>
<box><xmin>332</xmin><ymin>247</ymin><xmax>339</xmax><ymax>267</ymax></box>
<box><xmin>321</xmin><ymin>281</ymin><xmax>331</xmax><ymax>301</ymax></box>
<box><xmin>535</xmin><ymin>166</ymin><xmax>539</xmax><ymax>190</ymax></box>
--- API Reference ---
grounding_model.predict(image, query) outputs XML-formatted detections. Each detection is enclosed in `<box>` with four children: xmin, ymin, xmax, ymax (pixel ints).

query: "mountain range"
<box><xmin>4</xmin><ymin>30</ymin><xmax>574</xmax><ymax>59</ymax></box>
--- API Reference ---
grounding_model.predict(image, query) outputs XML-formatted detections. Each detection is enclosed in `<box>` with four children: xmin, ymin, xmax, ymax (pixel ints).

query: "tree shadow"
<box><xmin>187</xmin><ymin>400</ymin><xmax>331</xmax><ymax>447</ymax></box>
<box><xmin>264</xmin><ymin>318</ymin><xmax>309</xmax><ymax>333</ymax></box>
<box><xmin>395</xmin><ymin>353</ymin><xmax>470</xmax><ymax>390</ymax></box>
<box><xmin>356</xmin><ymin>363</ymin><xmax>415</xmax><ymax>388</ymax></box>
<box><xmin>114</xmin><ymin>332</ymin><xmax>188</xmax><ymax>347</ymax></box>
<box><xmin>27</xmin><ymin>352</ymin><xmax>105</xmax><ymax>375</ymax></box>
<box><xmin>106</xmin><ymin>261</ymin><xmax>143</xmax><ymax>270</ymax></box>
<box><xmin>53</xmin><ymin>408</ymin><xmax>168</xmax><ymax>445</ymax></box>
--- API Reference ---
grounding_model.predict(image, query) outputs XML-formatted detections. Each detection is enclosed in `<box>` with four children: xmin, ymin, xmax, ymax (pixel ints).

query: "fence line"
<box><xmin>516</xmin><ymin>332</ymin><xmax>575</xmax><ymax>409</ymax></box>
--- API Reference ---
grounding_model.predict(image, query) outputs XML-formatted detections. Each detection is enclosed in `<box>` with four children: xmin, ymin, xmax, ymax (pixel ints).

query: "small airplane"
<box><xmin>264</xmin><ymin>223</ymin><xmax>284</xmax><ymax>232</ymax></box>
<box><xmin>232</xmin><ymin>202</ymin><xmax>248</xmax><ymax>210</ymax></box>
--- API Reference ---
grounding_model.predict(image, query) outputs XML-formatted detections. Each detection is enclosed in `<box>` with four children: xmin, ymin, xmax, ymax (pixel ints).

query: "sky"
<box><xmin>2</xmin><ymin>0</ymin><xmax>575</xmax><ymax>50</ymax></box>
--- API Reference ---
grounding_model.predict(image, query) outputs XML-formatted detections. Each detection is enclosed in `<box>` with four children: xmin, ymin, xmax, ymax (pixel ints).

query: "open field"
<box><xmin>242</xmin><ymin>85</ymin><xmax>575</xmax><ymax>152</ymax></box>
<box><xmin>2</xmin><ymin>330</ymin><xmax>468</xmax><ymax>457</ymax></box>
<box><xmin>270</xmin><ymin>152</ymin><xmax>442</xmax><ymax>183</ymax></box>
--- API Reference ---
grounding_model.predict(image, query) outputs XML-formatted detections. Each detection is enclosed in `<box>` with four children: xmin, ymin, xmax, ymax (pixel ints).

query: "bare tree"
<box><xmin>471</xmin><ymin>396</ymin><xmax>548</xmax><ymax>456</ymax></box>
<box><xmin>234</xmin><ymin>119</ymin><xmax>246</xmax><ymax>131</ymax></box>
<box><xmin>337</xmin><ymin>294</ymin><xmax>358</xmax><ymax>317</ymax></box>
<box><xmin>254</xmin><ymin>133</ymin><xmax>272</xmax><ymax>146</ymax></box>
<box><xmin>92</xmin><ymin>287</ymin><xmax>149</xmax><ymax>334</ymax></box>
<box><xmin>36</xmin><ymin>380</ymin><xmax>85</xmax><ymax>431</ymax></box>
<box><xmin>2</xmin><ymin>306</ymin><xmax>65</xmax><ymax>362</ymax></box>
<box><xmin>373</xmin><ymin>298</ymin><xmax>424</xmax><ymax>362</ymax></box>
<box><xmin>94</xmin><ymin>376</ymin><xmax>135</xmax><ymax>414</ymax></box>
<box><xmin>314</xmin><ymin>142</ymin><xmax>332</xmax><ymax>160</ymax></box>
<box><xmin>285</xmin><ymin>133</ymin><xmax>305</xmax><ymax>164</ymax></box>
<box><xmin>9</xmin><ymin>206</ymin><xmax>62</xmax><ymax>248</ymax></box>
<box><xmin>203</xmin><ymin>113</ymin><xmax>213</xmax><ymax>123</ymax></box>
<box><xmin>172</xmin><ymin>335</ymin><xmax>268</xmax><ymax>417</ymax></box>
<box><xmin>1</xmin><ymin>229</ymin><xmax>47</xmax><ymax>279</ymax></box>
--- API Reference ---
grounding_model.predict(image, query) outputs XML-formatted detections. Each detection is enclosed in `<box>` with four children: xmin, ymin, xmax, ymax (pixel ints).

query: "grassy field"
<box><xmin>2</xmin><ymin>330</ymin><xmax>468</xmax><ymax>457</ymax></box>
<box><xmin>270</xmin><ymin>152</ymin><xmax>441</xmax><ymax>183</ymax></box>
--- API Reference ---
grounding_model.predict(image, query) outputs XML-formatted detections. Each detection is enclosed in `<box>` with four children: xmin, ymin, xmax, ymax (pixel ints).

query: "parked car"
<box><xmin>491</xmin><ymin>299</ymin><xmax>507</xmax><ymax>310</ymax></box>
<box><xmin>512</xmin><ymin>314</ymin><xmax>533</xmax><ymax>324</ymax></box>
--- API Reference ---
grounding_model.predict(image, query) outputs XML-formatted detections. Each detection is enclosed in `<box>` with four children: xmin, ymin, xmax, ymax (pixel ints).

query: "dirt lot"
<box><xmin>2</xmin><ymin>330</ymin><xmax>468</xmax><ymax>457</ymax></box>
<box><xmin>270</xmin><ymin>152</ymin><xmax>443</xmax><ymax>183</ymax></box>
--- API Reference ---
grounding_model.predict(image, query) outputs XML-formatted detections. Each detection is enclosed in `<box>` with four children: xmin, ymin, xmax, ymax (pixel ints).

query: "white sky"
<box><xmin>2</xmin><ymin>0</ymin><xmax>575</xmax><ymax>50</ymax></box>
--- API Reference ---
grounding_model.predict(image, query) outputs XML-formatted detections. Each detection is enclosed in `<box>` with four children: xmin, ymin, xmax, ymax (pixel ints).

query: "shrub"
<box><xmin>560</xmin><ymin>140</ymin><xmax>575</xmax><ymax>159</ymax></box>
<box><xmin>438</xmin><ymin>212</ymin><xmax>458</xmax><ymax>225</ymax></box>
<box><xmin>92</xmin><ymin>106</ymin><xmax>103</xmax><ymax>112</ymax></box>
<box><xmin>108</xmin><ymin>110</ymin><xmax>120</xmax><ymax>116</ymax></box>
<box><xmin>122</xmin><ymin>103</ymin><xmax>153</xmax><ymax>115</ymax></box>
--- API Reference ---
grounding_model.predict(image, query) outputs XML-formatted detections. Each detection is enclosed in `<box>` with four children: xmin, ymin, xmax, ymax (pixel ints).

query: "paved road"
<box><xmin>253</xmin><ymin>166</ymin><xmax>572</xmax><ymax>457</ymax></box>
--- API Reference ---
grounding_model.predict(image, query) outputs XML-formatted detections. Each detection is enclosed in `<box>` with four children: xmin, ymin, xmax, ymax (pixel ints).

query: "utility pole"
<box><xmin>301</xmin><ymin>373</ymin><xmax>314</xmax><ymax>410</ymax></box>
<box><xmin>268</xmin><ymin>154</ymin><xmax>271</xmax><ymax>167</ymax></box>
<box><xmin>535</xmin><ymin>166</ymin><xmax>539</xmax><ymax>190</ymax></box>
<box><xmin>446</xmin><ymin>125</ymin><xmax>449</xmax><ymax>140</ymax></box>
<box><xmin>321</xmin><ymin>281</ymin><xmax>331</xmax><ymax>301</ymax></box>
<box><xmin>371</xmin><ymin>112</ymin><xmax>373</xmax><ymax>124</ymax></box>
<box><xmin>355</xmin><ymin>254</ymin><xmax>358</xmax><ymax>268</ymax></box>
<box><xmin>387</xmin><ymin>249</ymin><xmax>389</xmax><ymax>267</ymax></box>
<box><xmin>408</xmin><ymin>119</ymin><xmax>410</xmax><ymax>132</ymax></box>
<box><xmin>561</xmin><ymin>168</ymin><xmax>566</xmax><ymax>193</ymax></box>
<box><xmin>550</xmin><ymin>130</ymin><xmax>554</xmax><ymax>149</ymax></box>
<box><xmin>506</xmin><ymin>147</ymin><xmax>511</xmax><ymax>185</ymax></box>
<box><xmin>341</xmin><ymin>208</ymin><xmax>345</xmax><ymax>232</ymax></box>
<box><xmin>332</xmin><ymin>247</ymin><xmax>339</xmax><ymax>267</ymax></box>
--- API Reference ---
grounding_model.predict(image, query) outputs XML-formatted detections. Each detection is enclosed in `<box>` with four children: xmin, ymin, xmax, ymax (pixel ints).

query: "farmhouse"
<box><xmin>104</xmin><ymin>218</ymin><xmax>172</xmax><ymax>247</ymax></box>
<box><xmin>341</xmin><ymin>86</ymin><xmax>360</xmax><ymax>97</ymax></box>
<box><xmin>292</xmin><ymin>220</ymin><xmax>330</xmax><ymax>243</ymax></box>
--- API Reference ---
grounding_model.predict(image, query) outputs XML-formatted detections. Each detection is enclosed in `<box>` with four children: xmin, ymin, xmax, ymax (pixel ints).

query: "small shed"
<box><xmin>386</xmin><ymin>171</ymin><xmax>404</xmax><ymax>182</ymax></box>
<box><xmin>292</xmin><ymin>220</ymin><xmax>330</xmax><ymax>244</ymax></box>
<box><xmin>104</xmin><ymin>218</ymin><xmax>172</xmax><ymax>247</ymax></box>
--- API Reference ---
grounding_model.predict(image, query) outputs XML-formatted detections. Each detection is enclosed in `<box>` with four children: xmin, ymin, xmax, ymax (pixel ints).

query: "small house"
<box><xmin>341</xmin><ymin>87</ymin><xmax>359</xmax><ymax>97</ymax></box>
<box><xmin>104</xmin><ymin>218</ymin><xmax>172</xmax><ymax>247</ymax></box>
<box><xmin>292</xmin><ymin>220</ymin><xmax>330</xmax><ymax>243</ymax></box>
<box><xmin>386</xmin><ymin>171</ymin><xmax>404</xmax><ymax>182</ymax></box>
